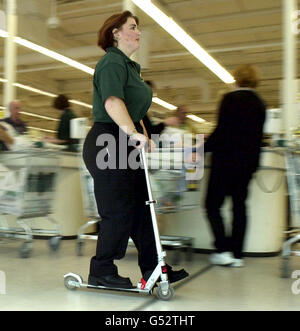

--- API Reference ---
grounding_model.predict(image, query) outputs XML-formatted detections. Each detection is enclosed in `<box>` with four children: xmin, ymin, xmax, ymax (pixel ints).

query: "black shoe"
<box><xmin>88</xmin><ymin>274</ymin><xmax>134</xmax><ymax>289</ymax></box>
<box><xmin>167</xmin><ymin>267</ymin><xmax>189</xmax><ymax>283</ymax></box>
<box><xmin>143</xmin><ymin>266</ymin><xmax>189</xmax><ymax>284</ymax></box>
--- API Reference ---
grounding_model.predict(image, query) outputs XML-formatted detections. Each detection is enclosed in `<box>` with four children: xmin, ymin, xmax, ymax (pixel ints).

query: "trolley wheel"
<box><xmin>19</xmin><ymin>241</ymin><xmax>32</xmax><ymax>258</ymax></box>
<box><xmin>280</xmin><ymin>257</ymin><xmax>290</xmax><ymax>278</ymax></box>
<box><xmin>186</xmin><ymin>245</ymin><xmax>194</xmax><ymax>262</ymax></box>
<box><xmin>49</xmin><ymin>236</ymin><xmax>61</xmax><ymax>251</ymax></box>
<box><xmin>64</xmin><ymin>275</ymin><xmax>82</xmax><ymax>291</ymax></box>
<box><xmin>76</xmin><ymin>241</ymin><xmax>84</xmax><ymax>256</ymax></box>
<box><xmin>171</xmin><ymin>248</ymin><xmax>181</xmax><ymax>265</ymax></box>
<box><xmin>156</xmin><ymin>285</ymin><xmax>174</xmax><ymax>301</ymax></box>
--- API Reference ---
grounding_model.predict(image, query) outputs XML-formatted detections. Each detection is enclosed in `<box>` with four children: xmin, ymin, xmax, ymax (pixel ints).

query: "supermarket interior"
<box><xmin>0</xmin><ymin>0</ymin><xmax>300</xmax><ymax>312</ymax></box>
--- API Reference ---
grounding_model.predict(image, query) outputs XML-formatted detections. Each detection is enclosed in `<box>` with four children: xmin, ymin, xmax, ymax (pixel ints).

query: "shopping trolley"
<box><xmin>76</xmin><ymin>153</ymin><xmax>100</xmax><ymax>256</ymax></box>
<box><xmin>76</xmin><ymin>147</ymin><xmax>201</xmax><ymax>264</ymax></box>
<box><xmin>0</xmin><ymin>149</ymin><xmax>61</xmax><ymax>258</ymax></box>
<box><xmin>281</xmin><ymin>148</ymin><xmax>300</xmax><ymax>277</ymax></box>
<box><xmin>147</xmin><ymin>147</ymin><xmax>203</xmax><ymax>264</ymax></box>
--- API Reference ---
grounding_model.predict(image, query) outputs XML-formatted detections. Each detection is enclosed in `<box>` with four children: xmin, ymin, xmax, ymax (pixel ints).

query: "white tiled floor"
<box><xmin>1</xmin><ymin>238</ymin><xmax>300</xmax><ymax>311</ymax></box>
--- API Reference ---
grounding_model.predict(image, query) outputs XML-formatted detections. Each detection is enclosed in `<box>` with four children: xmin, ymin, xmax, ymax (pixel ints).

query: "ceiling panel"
<box><xmin>0</xmin><ymin>0</ymin><xmax>298</xmax><ymax>135</ymax></box>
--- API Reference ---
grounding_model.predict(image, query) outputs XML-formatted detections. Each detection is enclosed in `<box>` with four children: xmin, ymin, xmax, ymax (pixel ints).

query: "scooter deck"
<box><xmin>64</xmin><ymin>271</ymin><xmax>173</xmax><ymax>300</ymax></box>
<box><xmin>64</xmin><ymin>273</ymin><xmax>153</xmax><ymax>295</ymax></box>
<box><xmin>64</xmin><ymin>149</ymin><xmax>174</xmax><ymax>300</ymax></box>
<box><xmin>85</xmin><ymin>283</ymin><xmax>152</xmax><ymax>295</ymax></box>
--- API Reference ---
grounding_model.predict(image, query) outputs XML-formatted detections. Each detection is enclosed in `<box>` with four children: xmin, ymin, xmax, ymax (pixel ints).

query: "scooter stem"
<box><xmin>139</xmin><ymin>147</ymin><xmax>165</xmax><ymax>260</ymax></box>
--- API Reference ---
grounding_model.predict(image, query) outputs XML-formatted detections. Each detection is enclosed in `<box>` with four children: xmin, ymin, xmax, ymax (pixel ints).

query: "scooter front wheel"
<box><xmin>64</xmin><ymin>275</ymin><xmax>81</xmax><ymax>291</ymax></box>
<box><xmin>156</xmin><ymin>285</ymin><xmax>174</xmax><ymax>301</ymax></box>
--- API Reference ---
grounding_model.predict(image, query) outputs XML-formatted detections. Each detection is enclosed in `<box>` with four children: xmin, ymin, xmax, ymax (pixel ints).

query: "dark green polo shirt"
<box><xmin>57</xmin><ymin>108</ymin><xmax>76</xmax><ymax>143</ymax></box>
<box><xmin>93</xmin><ymin>47</ymin><xmax>153</xmax><ymax>123</ymax></box>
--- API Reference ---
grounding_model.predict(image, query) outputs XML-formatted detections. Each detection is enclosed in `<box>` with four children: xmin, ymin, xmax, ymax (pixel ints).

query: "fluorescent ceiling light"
<box><xmin>2</xmin><ymin>77</ymin><xmax>175</xmax><ymax>113</ymax></box>
<box><xmin>20</xmin><ymin>111</ymin><xmax>59</xmax><ymax>122</ymax></box>
<box><xmin>14</xmin><ymin>36</ymin><xmax>95</xmax><ymax>75</ymax></box>
<box><xmin>0</xmin><ymin>29</ymin><xmax>95</xmax><ymax>76</ymax></box>
<box><xmin>0</xmin><ymin>30</ymin><xmax>7</xmax><ymax>38</ymax></box>
<box><xmin>69</xmin><ymin>99</ymin><xmax>93</xmax><ymax>109</ymax></box>
<box><xmin>0</xmin><ymin>78</ymin><xmax>56</xmax><ymax>97</ymax></box>
<box><xmin>131</xmin><ymin>0</ymin><xmax>235</xmax><ymax>84</ymax></box>
<box><xmin>0</xmin><ymin>77</ymin><xmax>92</xmax><ymax>109</ymax></box>
<box><xmin>27</xmin><ymin>126</ymin><xmax>57</xmax><ymax>133</ymax></box>
<box><xmin>186</xmin><ymin>114</ymin><xmax>206</xmax><ymax>123</ymax></box>
<box><xmin>14</xmin><ymin>82</ymin><xmax>57</xmax><ymax>98</ymax></box>
<box><xmin>152</xmin><ymin>97</ymin><xmax>177</xmax><ymax>110</ymax></box>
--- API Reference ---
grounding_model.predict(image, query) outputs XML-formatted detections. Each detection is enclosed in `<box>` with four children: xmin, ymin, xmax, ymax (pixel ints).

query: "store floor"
<box><xmin>1</xmin><ymin>238</ymin><xmax>300</xmax><ymax>311</ymax></box>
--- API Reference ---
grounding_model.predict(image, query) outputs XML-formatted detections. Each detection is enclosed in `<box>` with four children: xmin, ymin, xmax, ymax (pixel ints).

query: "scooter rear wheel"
<box><xmin>156</xmin><ymin>285</ymin><xmax>174</xmax><ymax>301</ymax></box>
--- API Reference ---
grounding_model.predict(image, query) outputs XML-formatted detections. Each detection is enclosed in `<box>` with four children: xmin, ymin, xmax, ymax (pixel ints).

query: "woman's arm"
<box><xmin>140</xmin><ymin>119</ymin><xmax>156</xmax><ymax>151</ymax></box>
<box><xmin>105</xmin><ymin>96</ymin><xmax>137</xmax><ymax>135</ymax></box>
<box><xmin>104</xmin><ymin>96</ymin><xmax>147</xmax><ymax>149</ymax></box>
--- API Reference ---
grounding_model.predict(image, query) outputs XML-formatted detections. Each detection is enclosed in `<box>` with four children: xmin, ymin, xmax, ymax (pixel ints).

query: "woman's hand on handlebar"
<box><xmin>147</xmin><ymin>139</ymin><xmax>156</xmax><ymax>152</ymax></box>
<box><xmin>129</xmin><ymin>133</ymin><xmax>156</xmax><ymax>152</ymax></box>
<box><xmin>129</xmin><ymin>132</ymin><xmax>148</xmax><ymax>149</ymax></box>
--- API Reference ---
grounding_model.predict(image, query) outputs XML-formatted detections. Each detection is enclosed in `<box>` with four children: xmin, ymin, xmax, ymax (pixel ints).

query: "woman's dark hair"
<box><xmin>53</xmin><ymin>94</ymin><xmax>70</xmax><ymax>110</ymax></box>
<box><xmin>97</xmin><ymin>10</ymin><xmax>139</xmax><ymax>51</ymax></box>
<box><xmin>145</xmin><ymin>80</ymin><xmax>155</xmax><ymax>89</ymax></box>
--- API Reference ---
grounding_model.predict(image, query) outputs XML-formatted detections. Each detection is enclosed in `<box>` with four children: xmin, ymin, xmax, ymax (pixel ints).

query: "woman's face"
<box><xmin>114</xmin><ymin>17</ymin><xmax>141</xmax><ymax>54</ymax></box>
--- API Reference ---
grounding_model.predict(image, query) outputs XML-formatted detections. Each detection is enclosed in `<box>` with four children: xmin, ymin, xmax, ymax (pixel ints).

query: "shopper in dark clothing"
<box><xmin>142</xmin><ymin>80</ymin><xmax>181</xmax><ymax>137</ymax></box>
<box><xmin>44</xmin><ymin>95</ymin><xmax>78</xmax><ymax>151</ymax></box>
<box><xmin>83</xmin><ymin>11</ymin><xmax>188</xmax><ymax>289</ymax></box>
<box><xmin>205</xmin><ymin>64</ymin><xmax>266</xmax><ymax>267</ymax></box>
<box><xmin>142</xmin><ymin>81</ymin><xmax>165</xmax><ymax>136</ymax></box>
<box><xmin>142</xmin><ymin>114</ymin><xmax>165</xmax><ymax>135</ymax></box>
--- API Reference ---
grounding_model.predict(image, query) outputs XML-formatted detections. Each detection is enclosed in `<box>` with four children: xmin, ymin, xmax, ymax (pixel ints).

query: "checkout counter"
<box><xmin>0</xmin><ymin>146</ymin><xmax>287</xmax><ymax>256</ymax></box>
<box><xmin>47</xmin><ymin>151</ymin><xmax>87</xmax><ymax>236</ymax></box>
<box><xmin>0</xmin><ymin>149</ymin><xmax>87</xmax><ymax>238</ymax></box>
<box><xmin>29</xmin><ymin>151</ymin><xmax>87</xmax><ymax>237</ymax></box>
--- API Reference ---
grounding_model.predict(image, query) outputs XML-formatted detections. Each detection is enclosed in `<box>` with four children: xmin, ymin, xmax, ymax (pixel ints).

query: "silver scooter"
<box><xmin>64</xmin><ymin>147</ymin><xmax>174</xmax><ymax>300</ymax></box>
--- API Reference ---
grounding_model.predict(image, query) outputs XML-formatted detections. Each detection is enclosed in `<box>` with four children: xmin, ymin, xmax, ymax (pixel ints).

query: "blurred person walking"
<box><xmin>142</xmin><ymin>80</ymin><xmax>181</xmax><ymax>136</ymax></box>
<box><xmin>44</xmin><ymin>94</ymin><xmax>78</xmax><ymax>151</ymax></box>
<box><xmin>204</xmin><ymin>64</ymin><xmax>266</xmax><ymax>267</ymax></box>
<box><xmin>1</xmin><ymin>100</ymin><xmax>27</xmax><ymax>135</ymax></box>
<box><xmin>0</xmin><ymin>100</ymin><xmax>27</xmax><ymax>151</ymax></box>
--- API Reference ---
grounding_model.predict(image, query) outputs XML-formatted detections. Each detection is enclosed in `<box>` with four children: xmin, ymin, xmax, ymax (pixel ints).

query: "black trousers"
<box><xmin>205</xmin><ymin>164</ymin><xmax>253</xmax><ymax>259</ymax></box>
<box><xmin>82</xmin><ymin>122</ymin><xmax>158</xmax><ymax>277</ymax></box>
